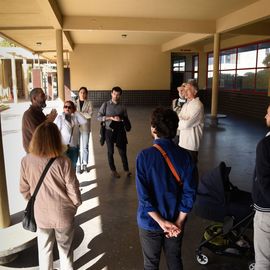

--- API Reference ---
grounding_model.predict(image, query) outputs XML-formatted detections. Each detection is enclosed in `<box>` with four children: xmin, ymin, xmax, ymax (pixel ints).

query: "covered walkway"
<box><xmin>0</xmin><ymin>102</ymin><xmax>267</xmax><ymax>269</ymax></box>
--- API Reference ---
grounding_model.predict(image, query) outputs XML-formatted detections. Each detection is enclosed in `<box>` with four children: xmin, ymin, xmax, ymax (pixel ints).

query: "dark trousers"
<box><xmin>186</xmin><ymin>150</ymin><xmax>199</xmax><ymax>187</ymax></box>
<box><xmin>139</xmin><ymin>228</ymin><xmax>183</xmax><ymax>270</ymax></box>
<box><xmin>105</xmin><ymin>130</ymin><xmax>129</xmax><ymax>171</ymax></box>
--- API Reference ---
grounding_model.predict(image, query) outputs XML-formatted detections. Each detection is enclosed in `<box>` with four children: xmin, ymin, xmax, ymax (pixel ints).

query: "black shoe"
<box><xmin>125</xmin><ymin>171</ymin><xmax>132</xmax><ymax>177</ymax></box>
<box><xmin>111</xmin><ymin>171</ymin><xmax>120</xmax><ymax>178</ymax></box>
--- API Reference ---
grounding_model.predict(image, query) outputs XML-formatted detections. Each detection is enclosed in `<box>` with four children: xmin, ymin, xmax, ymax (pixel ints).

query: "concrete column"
<box><xmin>47</xmin><ymin>73</ymin><xmax>53</xmax><ymax>100</ymax></box>
<box><xmin>210</xmin><ymin>33</ymin><xmax>220</xmax><ymax>126</ymax></box>
<box><xmin>11</xmin><ymin>54</ymin><xmax>18</xmax><ymax>104</ymax></box>
<box><xmin>198</xmin><ymin>50</ymin><xmax>207</xmax><ymax>90</ymax></box>
<box><xmin>0</xmin><ymin>60</ymin><xmax>3</xmax><ymax>100</ymax></box>
<box><xmin>56</xmin><ymin>30</ymin><xmax>64</xmax><ymax>101</ymax></box>
<box><xmin>268</xmin><ymin>68</ymin><xmax>270</xmax><ymax>97</ymax></box>
<box><xmin>0</xmin><ymin>60</ymin><xmax>3</xmax><ymax>89</ymax></box>
<box><xmin>32</xmin><ymin>68</ymin><xmax>42</xmax><ymax>88</ymax></box>
<box><xmin>0</xmin><ymin>116</ymin><xmax>11</xmax><ymax>228</ymax></box>
<box><xmin>22</xmin><ymin>59</ymin><xmax>29</xmax><ymax>100</ymax></box>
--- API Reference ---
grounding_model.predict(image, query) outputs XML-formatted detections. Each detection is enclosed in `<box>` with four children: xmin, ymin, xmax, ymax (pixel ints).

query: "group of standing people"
<box><xmin>19</xmin><ymin>81</ymin><xmax>203</xmax><ymax>270</ymax></box>
<box><xmin>20</xmin><ymin>86</ymin><xmax>94</xmax><ymax>270</ymax></box>
<box><xmin>54</xmin><ymin>86</ymin><xmax>93</xmax><ymax>173</ymax></box>
<box><xmin>18</xmin><ymin>80</ymin><xmax>270</xmax><ymax>270</ymax></box>
<box><xmin>172</xmin><ymin>79</ymin><xmax>204</xmax><ymax>164</ymax></box>
<box><xmin>21</xmin><ymin>88</ymin><xmax>83</xmax><ymax>270</ymax></box>
<box><xmin>19</xmin><ymin>85</ymin><xmax>132</xmax><ymax>269</ymax></box>
<box><xmin>22</xmin><ymin>86</ymin><xmax>93</xmax><ymax>173</ymax></box>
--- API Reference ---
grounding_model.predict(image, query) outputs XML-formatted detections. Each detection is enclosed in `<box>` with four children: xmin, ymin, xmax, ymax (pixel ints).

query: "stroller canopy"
<box><xmin>195</xmin><ymin>162</ymin><xmax>252</xmax><ymax>222</ymax></box>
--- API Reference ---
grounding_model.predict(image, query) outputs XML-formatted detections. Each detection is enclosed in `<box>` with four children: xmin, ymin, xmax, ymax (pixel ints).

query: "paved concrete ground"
<box><xmin>0</xmin><ymin>101</ymin><xmax>267</xmax><ymax>270</ymax></box>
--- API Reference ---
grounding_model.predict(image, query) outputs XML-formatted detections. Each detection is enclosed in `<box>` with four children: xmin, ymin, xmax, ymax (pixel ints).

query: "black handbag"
<box><xmin>99</xmin><ymin>102</ymin><xmax>107</xmax><ymax>146</ymax></box>
<box><xmin>22</xmin><ymin>158</ymin><xmax>56</xmax><ymax>232</ymax></box>
<box><xmin>123</xmin><ymin>117</ymin><xmax>131</xmax><ymax>132</ymax></box>
<box><xmin>99</xmin><ymin>121</ymin><xmax>106</xmax><ymax>146</ymax></box>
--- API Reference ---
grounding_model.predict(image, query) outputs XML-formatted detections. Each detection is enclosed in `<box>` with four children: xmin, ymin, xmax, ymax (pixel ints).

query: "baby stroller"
<box><xmin>194</xmin><ymin>162</ymin><xmax>255</xmax><ymax>269</ymax></box>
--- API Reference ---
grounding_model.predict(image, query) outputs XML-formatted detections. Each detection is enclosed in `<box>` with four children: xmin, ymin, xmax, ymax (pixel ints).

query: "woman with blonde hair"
<box><xmin>20</xmin><ymin>121</ymin><xmax>82</xmax><ymax>270</ymax></box>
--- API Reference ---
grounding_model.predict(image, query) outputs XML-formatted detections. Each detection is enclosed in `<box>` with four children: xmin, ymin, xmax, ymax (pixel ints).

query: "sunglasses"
<box><xmin>64</xmin><ymin>105</ymin><xmax>72</xmax><ymax>109</ymax></box>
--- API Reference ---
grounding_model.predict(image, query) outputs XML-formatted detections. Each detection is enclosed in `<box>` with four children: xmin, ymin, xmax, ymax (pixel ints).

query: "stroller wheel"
<box><xmin>196</xmin><ymin>253</ymin><xmax>208</xmax><ymax>265</ymax></box>
<box><xmin>248</xmin><ymin>261</ymin><xmax>255</xmax><ymax>270</ymax></box>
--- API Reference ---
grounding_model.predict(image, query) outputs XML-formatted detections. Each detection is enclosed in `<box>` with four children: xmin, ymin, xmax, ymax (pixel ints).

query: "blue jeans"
<box><xmin>79</xmin><ymin>131</ymin><xmax>90</xmax><ymax>165</ymax></box>
<box><xmin>65</xmin><ymin>146</ymin><xmax>79</xmax><ymax>169</ymax></box>
<box><xmin>139</xmin><ymin>228</ymin><xmax>183</xmax><ymax>270</ymax></box>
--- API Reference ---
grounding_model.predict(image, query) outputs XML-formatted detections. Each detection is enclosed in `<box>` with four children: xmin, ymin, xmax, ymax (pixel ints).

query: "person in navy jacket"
<box><xmin>136</xmin><ymin>107</ymin><xmax>197</xmax><ymax>270</ymax></box>
<box><xmin>252</xmin><ymin>104</ymin><xmax>270</xmax><ymax>270</ymax></box>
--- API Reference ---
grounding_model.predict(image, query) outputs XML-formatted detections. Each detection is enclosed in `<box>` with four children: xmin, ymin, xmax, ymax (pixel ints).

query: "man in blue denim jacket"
<box><xmin>136</xmin><ymin>107</ymin><xmax>197</xmax><ymax>270</ymax></box>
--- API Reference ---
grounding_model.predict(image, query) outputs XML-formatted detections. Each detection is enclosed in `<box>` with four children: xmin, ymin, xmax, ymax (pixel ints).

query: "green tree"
<box><xmin>0</xmin><ymin>39</ymin><xmax>16</xmax><ymax>47</ymax></box>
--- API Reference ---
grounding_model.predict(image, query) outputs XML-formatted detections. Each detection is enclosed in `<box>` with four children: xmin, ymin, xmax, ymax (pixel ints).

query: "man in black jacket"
<box><xmin>252</xmin><ymin>104</ymin><xmax>270</xmax><ymax>270</ymax></box>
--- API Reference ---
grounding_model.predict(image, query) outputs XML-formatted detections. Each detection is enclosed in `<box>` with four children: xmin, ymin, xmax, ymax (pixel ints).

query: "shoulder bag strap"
<box><xmin>104</xmin><ymin>101</ymin><xmax>107</xmax><ymax>116</ymax></box>
<box><xmin>153</xmin><ymin>144</ymin><xmax>182</xmax><ymax>186</ymax></box>
<box><xmin>69</xmin><ymin>126</ymin><xmax>74</xmax><ymax>144</ymax></box>
<box><xmin>32</xmin><ymin>158</ymin><xmax>56</xmax><ymax>198</ymax></box>
<box><xmin>102</xmin><ymin>101</ymin><xmax>107</xmax><ymax>123</ymax></box>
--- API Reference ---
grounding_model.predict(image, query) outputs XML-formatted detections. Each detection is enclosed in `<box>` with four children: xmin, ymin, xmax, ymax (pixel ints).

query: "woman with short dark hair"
<box><xmin>54</xmin><ymin>100</ymin><xmax>87</xmax><ymax>169</ymax></box>
<box><xmin>136</xmin><ymin>107</ymin><xmax>196</xmax><ymax>270</ymax></box>
<box><xmin>20</xmin><ymin>121</ymin><xmax>81</xmax><ymax>270</ymax></box>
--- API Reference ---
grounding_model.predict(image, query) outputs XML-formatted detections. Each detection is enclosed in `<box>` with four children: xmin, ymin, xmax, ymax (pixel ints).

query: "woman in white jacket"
<box><xmin>54</xmin><ymin>100</ymin><xmax>87</xmax><ymax>169</ymax></box>
<box><xmin>75</xmin><ymin>87</ymin><xmax>93</xmax><ymax>173</ymax></box>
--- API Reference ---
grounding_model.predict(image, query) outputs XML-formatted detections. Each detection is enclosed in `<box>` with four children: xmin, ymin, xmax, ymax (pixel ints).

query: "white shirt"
<box><xmin>178</xmin><ymin>97</ymin><xmax>204</xmax><ymax>151</ymax></box>
<box><xmin>54</xmin><ymin>112</ymin><xmax>87</xmax><ymax>147</ymax></box>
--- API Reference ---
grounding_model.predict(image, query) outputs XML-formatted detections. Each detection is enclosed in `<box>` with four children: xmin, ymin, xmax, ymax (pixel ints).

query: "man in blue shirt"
<box><xmin>136</xmin><ymin>107</ymin><xmax>197</xmax><ymax>270</ymax></box>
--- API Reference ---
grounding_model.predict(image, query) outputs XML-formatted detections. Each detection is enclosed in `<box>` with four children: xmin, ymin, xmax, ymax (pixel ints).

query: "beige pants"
<box><xmin>254</xmin><ymin>211</ymin><xmax>270</xmax><ymax>270</ymax></box>
<box><xmin>37</xmin><ymin>226</ymin><xmax>74</xmax><ymax>270</ymax></box>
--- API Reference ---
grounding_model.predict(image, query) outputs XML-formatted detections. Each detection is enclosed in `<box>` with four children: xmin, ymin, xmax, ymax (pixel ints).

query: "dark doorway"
<box><xmin>171</xmin><ymin>72</ymin><xmax>184</xmax><ymax>100</ymax></box>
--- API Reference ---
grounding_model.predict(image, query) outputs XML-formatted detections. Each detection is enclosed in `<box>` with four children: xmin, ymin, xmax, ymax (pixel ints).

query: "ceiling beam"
<box><xmin>36</xmin><ymin>0</ymin><xmax>74</xmax><ymax>52</ymax></box>
<box><xmin>63</xmin><ymin>31</ymin><xmax>74</xmax><ymax>51</ymax></box>
<box><xmin>36</xmin><ymin>0</ymin><xmax>63</xmax><ymax>29</ymax></box>
<box><xmin>228</xmin><ymin>22</ymin><xmax>270</xmax><ymax>36</ymax></box>
<box><xmin>0</xmin><ymin>26</ymin><xmax>53</xmax><ymax>31</ymax></box>
<box><xmin>63</xmin><ymin>16</ymin><xmax>216</xmax><ymax>34</ymax></box>
<box><xmin>161</xmin><ymin>33</ymin><xmax>212</xmax><ymax>52</ymax></box>
<box><xmin>216</xmin><ymin>0</ymin><xmax>270</xmax><ymax>33</ymax></box>
<box><xmin>35</xmin><ymin>50</ymin><xmax>69</xmax><ymax>53</ymax></box>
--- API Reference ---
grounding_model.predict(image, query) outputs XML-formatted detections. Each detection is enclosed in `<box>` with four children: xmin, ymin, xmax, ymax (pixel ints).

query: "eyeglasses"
<box><xmin>64</xmin><ymin>105</ymin><xmax>72</xmax><ymax>109</ymax></box>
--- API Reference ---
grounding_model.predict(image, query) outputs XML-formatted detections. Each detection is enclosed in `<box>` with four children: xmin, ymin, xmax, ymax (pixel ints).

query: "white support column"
<box><xmin>268</xmin><ymin>68</ymin><xmax>270</xmax><ymax>97</ymax></box>
<box><xmin>56</xmin><ymin>30</ymin><xmax>64</xmax><ymax>101</ymax></box>
<box><xmin>0</xmin><ymin>60</ymin><xmax>3</xmax><ymax>100</ymax></box>
<box><xmin>22</xmin><ymin>59</ymin><xmax>29</xmax><ymax>100</ymax></box>
<box><xmin>11</xmin><ymin>54</ymin><xmax>18</xmax><ymax>103</ymax></box>
<box><xmin>210</xmin><ymin>33</ymin><xmax>220</xmax><ymax>126</ymax></box>
<box><xmin>0</xmin><ymin>116</ymin><xmax>11</xmax><ymax>228</ymax></box>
